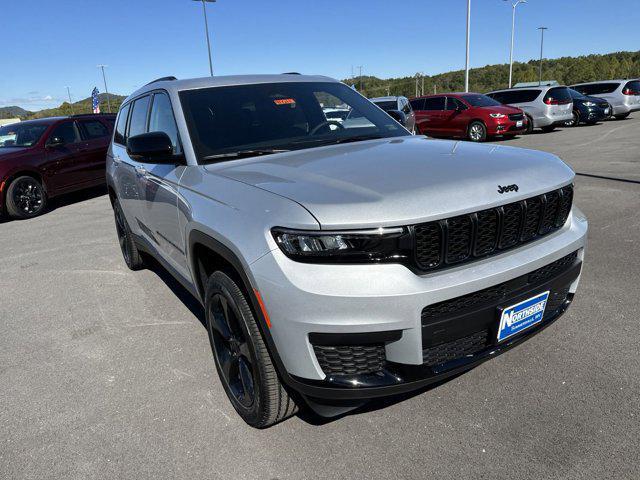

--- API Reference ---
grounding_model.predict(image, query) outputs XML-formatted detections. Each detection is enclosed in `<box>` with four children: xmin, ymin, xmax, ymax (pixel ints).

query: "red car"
<box><xmin>0</xmin><ymin>114</ymin><xmax>115</xmax><ymax>219</ymax></box>
<box><xmin>410</xmin><ymin>93</ymin><xmax>528</xmax><ymax>142</ymax></box>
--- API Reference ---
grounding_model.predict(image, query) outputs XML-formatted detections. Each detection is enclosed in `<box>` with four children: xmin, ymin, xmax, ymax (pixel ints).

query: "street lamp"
<box><xmin>537</xmin><ymin>27</ymin><xmax>548</xmax><ymax>86</ymax></box>
<box><xmin>193</xmin><ymin>0</ymin><xmax>216</xmax><ymax>76</ymax></box>
<box><xmin>464</xmin><ymin>0</ymin><xmax>471</xmax><ymax>92</ymax></box>
<box><xmin>65</xmin><ymin>86</ymin><xmax>75</xmax><ymax>115</ymax></box>
<box><xmin>97</xmin><ymin>65</ymin><xmax>111</xmax><ymax>113</ymax></box>
<box><xmin>505</xmin><ymin>0</ymin><xmax>526</xmax><ymax>88</ymax></box>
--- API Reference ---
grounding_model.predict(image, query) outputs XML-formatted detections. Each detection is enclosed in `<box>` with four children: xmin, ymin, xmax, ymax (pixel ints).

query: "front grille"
<box><xmin>508</xmin><ymin>113</ymin><xmax>524</xmax><ymax>121</ymax></box>
<box><xmin>422</xmin><ymin>330</ymin><xmax>488</xmax><ymax>366</ymax></box>
<box><xmin>313</xmin><ymin>344</ymin><xmax>386</xmax><ymax>376</ymax></box>
<box><xmin>422</xmin><ymin>251</ymin><xmax>578</xmax><ymax>320</ymax></box>
<box><xmin>413</xmin><ymin>185</ymin><xmax>573</xmax><ymax>273</ymax></box>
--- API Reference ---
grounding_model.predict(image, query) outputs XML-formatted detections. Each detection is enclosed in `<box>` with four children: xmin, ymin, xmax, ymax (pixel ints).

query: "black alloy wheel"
<box><xmin>565</xmin><ymin>110</ymin><xmax>580</xmax><ymax>127</ymax></box>
<box><xmin>113</xmin><ymin>201</ymin><xmax>144</xmax><ymax>270</ymax></box>
<box><xmin>6</xmin><ymin>176</ymin><xmax>46</xmax><ymax>219</ymax></box>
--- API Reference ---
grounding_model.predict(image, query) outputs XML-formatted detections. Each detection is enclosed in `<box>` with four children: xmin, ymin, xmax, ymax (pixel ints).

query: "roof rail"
<box><xmin>282</xmin><ymin>72</ymin><xmax>301</xmax><ymax>75</ymax></box>
<box><xmin>70</xmin><ymin>113</ymin><xmax>116</xmax><ymax>118</ymax></box>
<box><xmin>144</xmin><ymin>76</ymin><xmax>177</xmax><ymax>86</ymax></box>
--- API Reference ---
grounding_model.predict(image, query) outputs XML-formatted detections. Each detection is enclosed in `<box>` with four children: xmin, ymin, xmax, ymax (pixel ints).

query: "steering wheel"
<box><xmin>309</xmin><ymin>120</ymin><xmax>345</xmax><ymax>135</ymax></box>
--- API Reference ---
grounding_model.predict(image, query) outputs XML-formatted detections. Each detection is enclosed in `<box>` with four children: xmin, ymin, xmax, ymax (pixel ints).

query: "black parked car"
<box><xmin>564</xmin><ymin>88</ymin><xmax>611</xmax><ymax>127</ymax></box>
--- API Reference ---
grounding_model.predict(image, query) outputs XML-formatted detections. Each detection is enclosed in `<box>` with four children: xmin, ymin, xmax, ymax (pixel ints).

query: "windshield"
<box><xmin>373</xmin><ymin>100</ymin><xmax>397</xmax><ymax>111</ymax></box>
<box><xmin>179</xmin><ymin>82</ymin><xmax>409</xmax><ymax>162</ymax></box>
<box><xmin>568</xmin><ymin>88</ymin><xmax>587</xmax><ymax>100</ymax></box>
<box><xmin>460</xmin><ymin>94</ymin><xmax>502</xmax><ymax>107</ymax></box>
<box><xmin>0</xmin><ymin>123</ymin><xmax>48</xmax><ymax>148</ymax></box>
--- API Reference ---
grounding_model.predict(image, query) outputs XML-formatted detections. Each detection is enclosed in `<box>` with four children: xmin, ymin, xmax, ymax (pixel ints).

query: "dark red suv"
<box><xmin>0</xmin><ymin>114</ymin><xmax>115</xmax><ymax>219</ymax></box>
<box><xmin>410</xmin><ymin>93</ymin><xmax>528</xmax><ymax>142</ymax></box>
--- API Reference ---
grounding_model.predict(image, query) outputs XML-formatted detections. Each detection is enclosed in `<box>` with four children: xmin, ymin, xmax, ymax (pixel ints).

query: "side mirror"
<box><xmin>386</xmin><ymin>109</ymin><xmax>407</xmax><ymax>126</ymax></box>
<box><xmin>47</xmin><ymin>136</ymin><xmax>65</xmax><ymax>148</ymax></box>
<box><xmin>127</xmin><ymin>132</ymin><xmax>178</xmax><ymax>163</ymax></box>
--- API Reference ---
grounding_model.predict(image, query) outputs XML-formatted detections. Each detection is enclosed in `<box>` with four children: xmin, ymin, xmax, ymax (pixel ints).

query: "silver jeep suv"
<box><xmin>107</xmin><ymin>74</ymin><xmax>588</xmax><ymax>428</ymax></box>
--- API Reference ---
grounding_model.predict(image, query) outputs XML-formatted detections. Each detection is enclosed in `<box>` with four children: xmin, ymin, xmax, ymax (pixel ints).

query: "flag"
<box><xmin>92</xmin><ymin>87</ymin><xmax>100</xmax><ymax>114</ymax></box>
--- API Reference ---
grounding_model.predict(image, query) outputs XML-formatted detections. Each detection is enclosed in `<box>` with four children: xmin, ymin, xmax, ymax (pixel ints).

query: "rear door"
<box><xmin>138</xmin><ymin>91</ymin><xmax>188</xmax><ymax>275</ymax></box>
<box><xmin>442</xmin><ymin>97</ymin><xmax>469</xmax><ymax>136</ymax></box>
<box><xmin>44</xmin><ymin>120</ymin><xmax>88</xmax><ymax>192</ymax></box>
<box><xmin>77</xmin><ymin>118</ymin><xmax>113</xmax><ymax>184</ymax></box>
<box><xmin>420</xmin><ymin>97</ymin><xmax>447</xmax><ymax>135</ymax></box>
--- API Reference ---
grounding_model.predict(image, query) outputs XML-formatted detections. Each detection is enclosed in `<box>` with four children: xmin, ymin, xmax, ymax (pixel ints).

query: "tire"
<box><xmin>614</xmin><ymin>113</ymin><xmax>630</xmax><ymax>120</ymax></box>
<box><xmin>541</xmin><ymin>125</ymin><xmax>556</xmax><ymax>133</ymax></box>
<box><xmin>467</xmin><ymin>121</ymin><xmax>487</xmax><ymax>142</ymax></box>
<box><xmin>5</xmin><ymin>175</ymin><xmax>47</xmax><ymax>219</ymax></box>
<box><xmin>524</xmin><ymin>115</ymin><xmax>534</xmax><ymax>134</ymax></box>
<box><xmin>205</xmin><ymin>271</ymin><xmax>298</xmax><ymax>428</ymax></box>
<box><xmin>565</xmin><ymin>110</ymin><xmax>580</xmax><ymax>127</ymax></box>
<box><xmin>113</xmin><ymin>200</ymin><xmax>144</xmax><ymax>270</ymax></box>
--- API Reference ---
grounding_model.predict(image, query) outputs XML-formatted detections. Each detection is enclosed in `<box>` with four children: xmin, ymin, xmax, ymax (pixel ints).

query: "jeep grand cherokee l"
<box><xmin>0</xmin><ymin>114</ymin><xmax>115</xmax><ymax>218</ymax></box>
<box><xmin>107</xmin><ymin>74</ymin><xmax>588</xmax><ymax>428</ymax></box>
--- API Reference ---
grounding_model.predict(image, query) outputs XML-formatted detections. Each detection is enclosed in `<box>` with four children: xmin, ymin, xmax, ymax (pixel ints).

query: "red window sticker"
<box><xmin>274</xmin><ymin>98</ymin><xmax>296</xmax><ymax>105</ymax></box>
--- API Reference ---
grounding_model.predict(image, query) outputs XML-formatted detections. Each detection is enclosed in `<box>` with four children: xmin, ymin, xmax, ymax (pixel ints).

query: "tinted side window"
<box><xmin>148</xmin><ymin>92</ymin><xmax>182</xmax><ymax>154</ymax></box>
<box><xmin>49</xmin><ymin>121</ymin><xmax>81</xmax><ymax>144</ymax></box>
<box><xmin>574</xmin><ymin>83</ymin><xmax>620</xmax><ymax>95</ymax></box>
<box><xmin>445</xmin><ymin>97</ymin><xmax>465</xmax><ymax>110</ymax></box>
<box><xmin>410</xmin><ymin>98</ymin><xmax>425</xmax><ymax>110</ymax></box>
<box><xmin>491</xmin><ymin>90</ymin><xmax>540</xmax><ymax>104</ymax></box>
<box><xmin>424</xmin><ymin>97</ymin><xmax>445</xmax><ymax>110</ymax></box>
<box><xmin>79</xmin><ymin>120</ymin><xmax>110</xmax><ymax>140</ymax></box>
<box><xmin>114</xmin><ymin>103</ymin><xmax>131</xmax><ymax>145</ymax></box>
<box><xmin>128</xmin><ymin>96</ymin><xmax>151</xmax><ymax>138</ymax></box>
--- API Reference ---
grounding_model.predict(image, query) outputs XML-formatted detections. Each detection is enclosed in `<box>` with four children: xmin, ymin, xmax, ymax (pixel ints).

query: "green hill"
<box><xmin>26</xmin><ymin>93</ymin><xmax>126</xmax><ymax>119</ymax></box>
<box><xmin>344</xmin><ymin>50</ymin><xmax>640</xmax><ymax>98</ymax></box>
<box><xmin>0</xmin><ymin>106</ymin><xmax>33</xmax><ymax>119</ymax></box>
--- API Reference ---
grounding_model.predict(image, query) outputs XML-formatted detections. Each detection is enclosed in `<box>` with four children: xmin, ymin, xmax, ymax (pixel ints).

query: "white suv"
<box><xmin>107</xmin><ymin>74</ymin><xmax>587</xmax><ymax>428</ymax></box>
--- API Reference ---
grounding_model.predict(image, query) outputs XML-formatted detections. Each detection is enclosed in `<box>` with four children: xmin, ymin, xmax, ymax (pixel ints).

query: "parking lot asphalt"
<box><xmin>1</xmin><ymin>116</ymin><xmax>639</xmax><ymax>480</ymax></box>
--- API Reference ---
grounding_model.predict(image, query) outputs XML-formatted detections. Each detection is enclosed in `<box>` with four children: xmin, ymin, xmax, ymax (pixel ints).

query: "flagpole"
<box><xmin>97</xmin><ymin>65</ymin><xmax>111</xmax><ymax>113</ymax></box>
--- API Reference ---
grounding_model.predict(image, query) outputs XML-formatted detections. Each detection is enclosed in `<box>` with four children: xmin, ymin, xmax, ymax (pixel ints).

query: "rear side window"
<box><xmin>128</xmin><ymin>96</ymin><xmax>151</xmax><ymax>138</ymax></box>
<box><xmin>623</xmin><ymin>80</ymin><xmax>640</xmax><ymax>95</ymax></box>
<box><xmin>543</xmin><ymin>87</ymin><xmax>572</xmax><ymax>105</ymax></box>
<box><xmin>148</xmin><ymin>92</ymin><xmax>182</xmax><ymax>154</ymax></box>
<box><xmin>423</xmin><ymin>97</ymin><xmax>445</xmax><ymax>110</ymax></box>
<box><xmin>49</xmin><ymin>121</ymin><xmax>81</xmax><ymax>145</ymax></box>
<box><xmin>114</xmin><ymin>104</ymin><xmax>131</xmax><ymax>145</ymax></box>
<box><xmin>410</xmin><ymin>98</ymin><xmax>426</xmax><ymax>110</ymax></box>
<box><xmin>573</xmin><ymin>83</ymin><xmax>620</xmax><ymax>95</ymax></box>
<box><xmin>445</xmin><ymin>97</ymin><xmax>465</xmax><ymax>110</ymax></box>
<box><xmin>79</xmin><ymin>120</ymin><xmax>110</xmax><ymax>139</ymax></box>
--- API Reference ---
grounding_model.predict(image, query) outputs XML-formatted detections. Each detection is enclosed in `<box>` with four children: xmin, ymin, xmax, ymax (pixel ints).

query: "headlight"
<box><xmin>489</xmin><ymin>113</ymin><xmax>506</xmax><ymax>118</ymax></box>
<box><xmin>271</xmin><ymin>227</ymin><xmax>411</xmax><ymax>264</ymax></box>
<box><xmin>583</xmin><ymin>101</ymin><xmax>596</xmax><ymax>107</ymax></box>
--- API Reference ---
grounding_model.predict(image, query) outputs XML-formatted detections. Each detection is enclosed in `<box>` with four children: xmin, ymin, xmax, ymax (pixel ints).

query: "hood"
<box><xmin>208</xmin><ymin>136</ymin><xmax>574</xmax><ymax>229</ymax></box>
<box><xmin>583</xmin><ymin>96</ymin><xmax>609</xmax><ymax>105</ymax></box>
<box><xmin>478</xmin><ymin>105</ymin><xmax>522</xmax><ymax>115</ymax></box>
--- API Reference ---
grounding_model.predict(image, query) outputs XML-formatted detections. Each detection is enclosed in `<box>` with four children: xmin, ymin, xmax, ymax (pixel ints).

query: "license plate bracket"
<box><xmin>497</xmin><ymin>291</ymin><xmax>549</xmax><ymax>343</ymax></box>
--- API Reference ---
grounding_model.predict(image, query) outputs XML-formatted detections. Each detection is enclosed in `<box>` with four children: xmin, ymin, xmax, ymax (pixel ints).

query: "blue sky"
<box><xmin>1</xmin><ymin>0</ymin><xmax>638</xmax><ymax>110</ymax></box>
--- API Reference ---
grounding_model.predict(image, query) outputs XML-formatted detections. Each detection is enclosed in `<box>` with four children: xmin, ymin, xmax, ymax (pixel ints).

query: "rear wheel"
<box><xmin>5</xmin><ymin>176</ymin><xmax>47</xmax><ymax>219</ymax></box>
<box><xmin>205</xmin><ymin>271</ymin><xmax>298</xmax><ymax>428</ymax></box>
<box><xmin>541</xmin><ymin>125</ymin><xmax>556</xmax><ymax>133</ymax></box>
<box><xmin>565</xmin><ymin>110</ymin><xmax>580</xmax><ymax>127</ymax></box>
<box><xmin>113</xmin><ymin>200</ymin><xmax>144</xmax><ymax>270</ymax></box>
<box><xmin>614</xmin><ymin>112</ymin><xmax>630</xmax><ymax>120</ymax></box>
<box><xmin>467</xmin><ymin>121</ymin><xmax>487</xmax><ymax>142</ymax></box>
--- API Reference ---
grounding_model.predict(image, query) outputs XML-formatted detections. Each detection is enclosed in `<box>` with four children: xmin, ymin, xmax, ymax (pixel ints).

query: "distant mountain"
<box><xmin>0</xmin><ymin>106</ymin><xmax>33</xmax><ymax>120</ymax></box>
<box><xmin>26</xmin><ymin>93</ymin><xmax>126</xmax><ymax>119</ymax></box>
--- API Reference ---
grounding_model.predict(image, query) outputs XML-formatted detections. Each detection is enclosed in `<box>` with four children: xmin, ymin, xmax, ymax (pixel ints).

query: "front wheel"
<box><xmin>5</xmin><ymin>176</ymin><xmax>47</xmax><ymax>219</ymax></box>
<box><xmin>467</xmin><ymin>121</ymin><xmax>487</xmax><ymax>142</ymax></box>
<box><xmin>565</xmin><ymin>111</ymin><xmax>580</xmax><ymax>127</ymax></box>
<box><xmin>205</xmin><ymin>271</ymin><xmax>298</xmax><ymax>428</ymax></box>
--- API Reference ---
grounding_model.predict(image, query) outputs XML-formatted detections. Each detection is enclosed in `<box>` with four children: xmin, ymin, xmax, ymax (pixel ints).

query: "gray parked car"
<box><xmin>370</xmin><ymin>96</ymin><xmax>417</xmax><ymax>133</ymax></box>
<box><xmin>487</xmin><ymin>85</ymin><xmax>574</xmax><ymax>133</ymax></box>
<box><xmin>107</xmin><ymin>74</ymin><xmax>587</xmax><ymax>428</ymax></box>
<box><xmin>570</xmin><ymin>79</ymin><xmax>640</xmax><ymax>119</ymax></box>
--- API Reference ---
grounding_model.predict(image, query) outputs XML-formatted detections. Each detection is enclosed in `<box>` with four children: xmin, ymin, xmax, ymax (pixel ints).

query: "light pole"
<box><xmin>537</xmin><ymin>27</ymin><xmax>548</xmax><ymax>86</ymax></box>
<box><xmin>464</xmin><ymin>0</ymin><xmax>471</xmax><ymax>92</ymax></box>
<box><xmin>357</xmin><ymin>66</ymin><xmax>363</xmax><ymax>91</ymax></box>
<box><xmin>65</xmin><ymin>86</ymin><xmax>75</xmax><ymax>115</ymax></box>
<box><xmin>193</xmin><ymin>0</ymin><xmax>215</xmax><ymax>76</ymax></box>
<box><xmin>505</xmin><ymin>0</ymin><xmax>526</xmax><ymax>88</ymax></box>
<box><xmin>97</xmin><ymin>65</ymin><xmax>111</xmax><ymax>113</ymax></box>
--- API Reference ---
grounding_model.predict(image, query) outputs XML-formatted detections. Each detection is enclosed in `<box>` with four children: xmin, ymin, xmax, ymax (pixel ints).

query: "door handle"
<box><xmin>113</xmin><ymin>155</ymin><xmax>121</xmax><ymax>164</ymax></box>
<box><xmin>135</xmin><ymin>165</ymin><xmax>147</xmax><ymax>176</ymax></box>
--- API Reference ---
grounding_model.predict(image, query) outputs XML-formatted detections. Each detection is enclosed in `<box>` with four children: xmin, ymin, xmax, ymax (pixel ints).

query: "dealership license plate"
<box><xmin>516</xmin><ymin>120</ymin><xmax>523</xmax><ymax>127</ymax></box>
<box><xmin>497</xmin><ymin>291</ymin><xmax>549</xmax><ymax>342</ymax></box>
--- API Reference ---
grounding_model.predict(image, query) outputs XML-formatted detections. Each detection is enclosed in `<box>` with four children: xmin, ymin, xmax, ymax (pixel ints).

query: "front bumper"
<box><xmin>486</xmin><ymin>118</ymin><xmax>527</xmax><ymax>136</ymax></box>
<box><xmin>251</xmin><ymin>209</ymin><xmax>588</xmax><ymax>400</ymax></box>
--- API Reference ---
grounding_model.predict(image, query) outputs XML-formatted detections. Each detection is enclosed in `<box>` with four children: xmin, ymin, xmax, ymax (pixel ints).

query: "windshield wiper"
<box><xmin>333</xmin><ymin>134</ymin><xmax>384</xmax><ymax>144</ymax></box>
<box><xmin>202</xmin><ymin>148</ymin><xmax>290</xmax><ymax>162</ymax></box>
<box><xmin>290</xmin><ymin>134</ymin><xmax>385</xmax><ymax>148</ymax></box>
